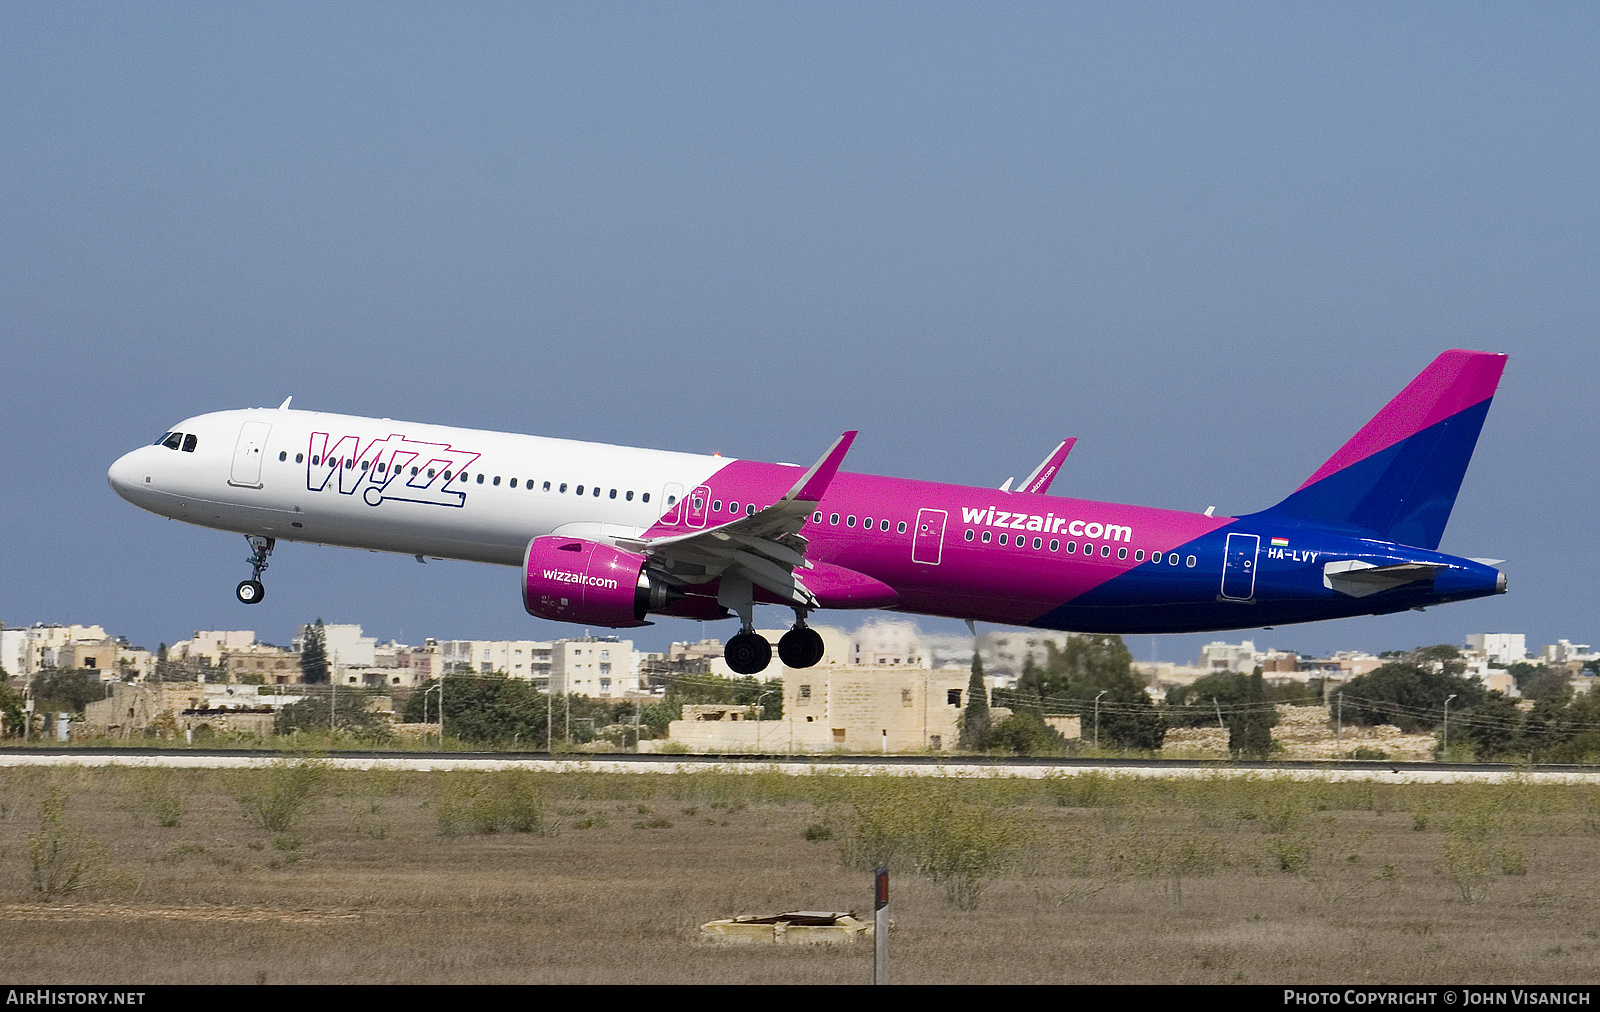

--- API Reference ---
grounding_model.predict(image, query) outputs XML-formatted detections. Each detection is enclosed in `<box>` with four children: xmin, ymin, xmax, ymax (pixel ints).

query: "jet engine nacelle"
<box><xmin>522</xmin><ymin>536</ymin><xmax>679</xmax><ymax>628</ymax></box>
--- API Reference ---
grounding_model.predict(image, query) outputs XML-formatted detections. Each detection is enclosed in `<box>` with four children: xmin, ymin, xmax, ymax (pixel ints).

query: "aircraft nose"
<box><xmin>107</xmin><ymin>448</ymin><xmax>146</xmax><ymax>501</ymax></box>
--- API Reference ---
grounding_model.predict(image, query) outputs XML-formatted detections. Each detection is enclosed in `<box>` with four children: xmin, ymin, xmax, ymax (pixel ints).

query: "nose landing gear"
<box><xmin>236</xmin><ymin>535</ymin><xmax>275</xmax><ymax>605</ymax></box>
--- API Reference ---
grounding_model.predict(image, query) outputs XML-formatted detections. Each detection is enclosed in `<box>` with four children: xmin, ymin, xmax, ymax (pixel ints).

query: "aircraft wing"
<box><xmin>614</xmin><ymin>431</ymin><xmax>857</xmax><ymax>608</ymax></box>
<box><xmin>1018</xmin><ymin>438</ymin><xmax>1075</xmax><ymax>494</ymax></box>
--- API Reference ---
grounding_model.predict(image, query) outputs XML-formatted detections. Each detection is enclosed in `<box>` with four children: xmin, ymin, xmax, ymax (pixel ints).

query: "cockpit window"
<box><xmin>181</xmin><ymin>434</ymin><xmax>197</xmax><ymax>452</ymax></box>
<box><xmin>160</xmin><ymin>432</ymin><xmax>183</xmax><ymax>450</ymax></box>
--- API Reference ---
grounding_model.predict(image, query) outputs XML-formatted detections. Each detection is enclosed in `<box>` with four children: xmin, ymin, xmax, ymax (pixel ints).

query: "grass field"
<box><xmin>3</xmin><ymin>764</ymin><xmax>1600</xmax><ymax>984</ymax></box>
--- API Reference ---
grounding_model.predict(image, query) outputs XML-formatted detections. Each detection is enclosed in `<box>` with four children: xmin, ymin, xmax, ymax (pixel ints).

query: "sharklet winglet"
<box><xmin>783</xmin><ymin>431</ymin><xmax>857</xmax><ymax>505</ymax></box>
<box><xmin>1019</xmin><ymin>438</ymin><xmax>1075</xmax><ymax>494</ymax></box>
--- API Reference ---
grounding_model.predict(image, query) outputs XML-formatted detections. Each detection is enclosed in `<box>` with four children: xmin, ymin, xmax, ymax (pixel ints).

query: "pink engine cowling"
<box><xmin>522</xmin><ymin>536</ymin><xmax>668</xmax><ymax>628</ymax></box>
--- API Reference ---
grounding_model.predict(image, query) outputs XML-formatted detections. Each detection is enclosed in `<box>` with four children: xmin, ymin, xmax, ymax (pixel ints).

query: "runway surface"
<box><xmin>2</xmin><ymin>747</ymin><xmax>1596</xmax><ymax>783</ymax></box>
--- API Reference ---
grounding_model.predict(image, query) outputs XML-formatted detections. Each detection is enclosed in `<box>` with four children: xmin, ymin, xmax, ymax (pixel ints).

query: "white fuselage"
<box><xmin>108</xmin><ymin>407</ymin><xmax>727</xmax><ymax>565</ymax></box>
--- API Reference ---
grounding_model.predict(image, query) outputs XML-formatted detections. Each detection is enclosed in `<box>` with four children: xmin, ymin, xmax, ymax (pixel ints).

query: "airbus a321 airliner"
<box><xmin>109</xmin><ymin>350</ymin><xmax>1508</xmax><ymax>674</ymax></box>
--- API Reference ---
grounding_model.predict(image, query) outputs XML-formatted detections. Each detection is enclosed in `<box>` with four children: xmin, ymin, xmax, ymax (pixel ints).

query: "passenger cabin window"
<box><xmin>494</xmin><ymin>476</ymin><xmax>501</xmax><ymax>486</ymax></box>
<box><xmin>897</xmin><ymin>522</ymin><xmax>906</xmax><ymax>534</ymax></box>
<box><xmin>279</xmin><ymin>451</ymin><xmax>287</xmax><ymax>461</ymax></box>
<box><xmin>642</xmin><ymin>493</ymin><xmax>650</xmax><ymax>503</ymax></box>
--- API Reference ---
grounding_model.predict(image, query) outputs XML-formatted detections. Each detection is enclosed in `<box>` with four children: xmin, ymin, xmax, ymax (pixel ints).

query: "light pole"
<box><xmin>1093</xmin><ymin>690</ymin><xmax>1108</xmax><ymax>750</ymax></box>
<box><xmin>1443</xmin><ymin>693</ymin><xmax>1458</xmax><ymax>758</ymax></box>
<box><xmin>421</xmin><ymin>683</ymin><xmax>441</xmax><ymax>744</ymax></box>
<box><xmin>754</xmin><ymin>689</ymin><xmax>776</xmax><ymax>753</ymax></box>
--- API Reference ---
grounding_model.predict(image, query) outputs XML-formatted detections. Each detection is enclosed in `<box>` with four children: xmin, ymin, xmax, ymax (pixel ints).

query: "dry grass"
<box><xmin>3</xmin><ymin>766</ymin><xmax>1600</xmax><ymax>983</ymax></box>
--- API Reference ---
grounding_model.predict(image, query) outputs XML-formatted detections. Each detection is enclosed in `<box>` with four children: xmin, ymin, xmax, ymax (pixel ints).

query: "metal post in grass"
<box><xmin>874</xmin><ymin>867</ymin><xmax>888</xmax><ymax>985</ymax></box>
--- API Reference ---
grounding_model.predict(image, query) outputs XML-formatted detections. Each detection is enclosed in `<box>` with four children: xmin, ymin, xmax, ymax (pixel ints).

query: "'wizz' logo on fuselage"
<box><xmin>306</xmin><ymin>433</ymin><xmax>482</xmax><ymax>508</ymax></box>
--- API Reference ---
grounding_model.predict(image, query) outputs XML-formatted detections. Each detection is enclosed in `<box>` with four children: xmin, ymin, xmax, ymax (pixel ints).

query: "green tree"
<box><xmin>1519</xmin><ymin>691</ymin><xmax>1600</xmax><ymax>763</ymax></box>
<box><xmin>274</xmin><ymin>692</ymin><xmax>393</xmax><ymax>740</ymax></box>
<box><xmin>402</xmin><ymin>673</ymin><xmax>554</xmax><ymax>747</ymax></box>
<box><xmin>1342</xmin><ymin>645</ymin><xmax>1483</xmax><ymax>731</ymax></box>
<box><xmin>988</xmin><ymin>711</ymin><xmax>1068</xmax><ymax>755</ymax></box>
<box><xmin>1450</xmin><ymin>691</ymin><xmax>1524</xmax><ymax>759</ymax></box>
<box><xmin>1002</xmin><ymin>635</ymin><xmax>1166</xmax><ymax>751</ymax></box>
<box><xmin>958</xmin><ymin>652</ymin><xmax>991</xmax><ymax>750</ymax></box>
<box><xmin>29</xmin><ymin>669</ymin><xmax>105</xmax><ymax>715</ymax></box>
<box><xmin>300</xmin><ymin>619</ymin><xmax>328</xmax><ymax>685</ymax></box>
<box><xmin>1228</xmin><ymin>669</ymin><xmax>1276</xmax><ymax>757</ymax></box>
<box><xmin>0</xmin><ymin>672</ymin><xmax>24</xmax><ymax>737</ymax></box>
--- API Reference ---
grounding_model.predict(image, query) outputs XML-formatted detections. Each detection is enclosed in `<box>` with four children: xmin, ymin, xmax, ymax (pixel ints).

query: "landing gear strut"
<box><xmin>236</xmin><ymin>535</ymin><xmax>274</xmax><ymax>605</ymax></box>
<box><xmin>719</xmin><ymin>573</ymin><xmax>772</xmax><ymax>675</ymax></box>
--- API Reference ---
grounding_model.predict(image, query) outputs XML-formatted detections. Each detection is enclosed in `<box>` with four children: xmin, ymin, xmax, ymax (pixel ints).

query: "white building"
<box><xmin>436</xmin><ymin>639</ymin><xmax>553</xmax><ymax>679</ymax></box>
<box><xmin>1</xmin><ymin>624</ymin><xmax>110</xmax><ymax>677</ymax></box>
<box><xmin>169</xmin><ymin>630</ymin><xmax>258</xmax><ymax>666</ymax></box>
<box><xmin>294</xmin><ymin>623</ymin><xmax>377</xmax><ymax>668</ymax></box>
<box><xmin>1542</xmin><ymin>640</ymin><xmax>1595</xmax><ymax>665</ymax></box>
<box><xmin>550</xmin><ymin>638</ymin><xmax>636</xmax><ymax>697</ymax></box>
<box><xmin>1199</xmin><ymin>640</ymin><xmax>1259</xmax><ymax>673</ymax></box>
<box><xmin>1465</xmin><ymin>634</ymin><xmax>1527</xmax><ymax>665</ymax></box>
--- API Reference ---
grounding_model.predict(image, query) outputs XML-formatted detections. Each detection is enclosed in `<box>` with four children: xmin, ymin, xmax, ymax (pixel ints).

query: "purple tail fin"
<box><xmin>1249</xmin><ymin>350</ymin><xmax>1507</xmax><ymax>549</ymax></box>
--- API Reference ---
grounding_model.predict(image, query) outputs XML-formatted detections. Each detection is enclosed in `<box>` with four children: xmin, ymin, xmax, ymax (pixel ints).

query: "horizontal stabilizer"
<box><xmin>1323</xmin><ymin>560</ymin><xmax>1443</xmax><ymax>598</ymax></box>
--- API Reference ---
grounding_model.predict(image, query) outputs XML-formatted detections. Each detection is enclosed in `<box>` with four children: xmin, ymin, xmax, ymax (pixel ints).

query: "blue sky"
<box><xmin>2</xmin><ymin>4</ymin><xmax>1595</xmax><ymax>663</ymax></box>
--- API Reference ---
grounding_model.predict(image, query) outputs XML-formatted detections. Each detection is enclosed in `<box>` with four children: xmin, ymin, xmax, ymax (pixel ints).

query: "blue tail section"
<box><xmin>1247</xmin><ymin>351</ymin><xmax>1506</xmax><ymax>550</ymax></box>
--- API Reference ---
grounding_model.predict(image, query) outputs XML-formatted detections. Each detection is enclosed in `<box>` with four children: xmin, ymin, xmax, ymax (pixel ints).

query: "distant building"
<box><xmin>169</xmin><ymin>630</ymin><xmax>258</xmax><ymax>667</ymax></box>
<box><xmin>435</xmin><ymin>639</ymin><xmax>553</xmax><ymax>679</ymax></box>
<box><xmin>0</xmin><ymin>624</ymin><xmax>111</xmax><ymax>677</ymax></box>
<box><xmin>660</xmin><ymin>664</ymin><xmax>980</xmax><ymax>753</ymax></box>
<box><xmin>550</xmin><ymin>637</ymin><xmax>635</xmax><ymax>697</ymax></box>
<box><xmin>294</xmin><ymin>623</ymin><xmax>377</xmax><ymax>668</ymax></box>
<box><xmin>221</xmin><ymin>643</ymin><xmax>300</xmax><ymax>684</ymax></box>
<box><xmin>1542</xmin><ymin>640</ymin><xmax>1595</xmax><ymax>665</ymax></box>
<box><xmin>1199</xmin><ymin>640</ymin><xmax>1258</xmax><ymax>673</ymax></box>
<box><xmin>1465</xmin><ymin>634</ymin><xmax>1527</xmax><ymax>665</ymax></box>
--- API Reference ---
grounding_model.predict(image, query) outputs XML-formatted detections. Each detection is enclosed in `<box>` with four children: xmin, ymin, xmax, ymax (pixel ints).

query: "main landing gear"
<box><xmin>722</xmin><ymin>616</ymin><xmax>826</xmax><ymax>675</ymax></box>
<box><xmin>778</xmin><ymin>622</ymin><xmax>825</xmax><ymax>669</ymax></box>
<box><xmin>724</xmin><ymin>630</ymin><xmax>772</xmax><ymax>675</ymax></box>
<box><xmin>236</xmin><ymin>535</ymin><xmax>275</xmax><ymax>605</ymax></box>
